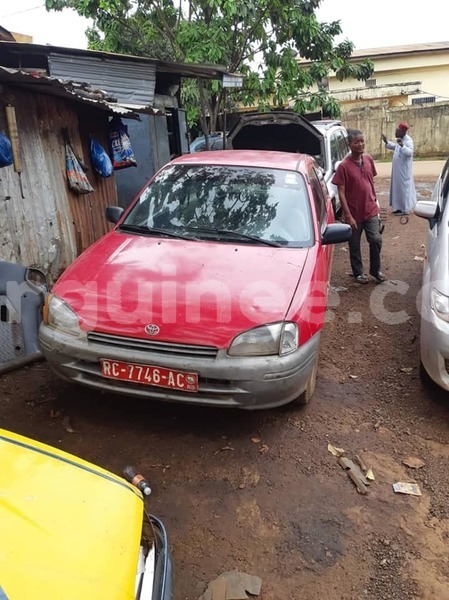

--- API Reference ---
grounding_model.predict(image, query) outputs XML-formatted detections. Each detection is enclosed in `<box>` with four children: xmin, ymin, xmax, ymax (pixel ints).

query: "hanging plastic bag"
<box><xmin>90</xmin><ymin>137</ymin><xmax>113</xmax><ymax>178</ymax></box>
<box><xmin>108</xmin><ymin>116</ymin><xmax>137</xmax><ymax>170</ymax></box>
<box><xmin>65</xmin><ymin>142</ymin><xmax>94</xmax><ymax>194</ymax></box>
<box><xmin>0</xmin><ymin>131</ymin><xmax>13</xmax><ymax>168</ymax></box>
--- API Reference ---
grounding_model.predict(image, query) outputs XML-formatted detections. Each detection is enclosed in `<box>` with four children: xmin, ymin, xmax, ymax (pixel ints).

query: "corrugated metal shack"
<box><xmin>0</xmin><ymin>65</ymin><xmax>139</xmax><ymax>283</ymax></box>
<box><xmin>0</xmin><ymin>42</ymin><xmax>231</xmax><ymax>282</ymax></box>
<box><xmin>0</xmin><ymin>42</ymin><xmax>231</xmax><ymax>208</ymax></box>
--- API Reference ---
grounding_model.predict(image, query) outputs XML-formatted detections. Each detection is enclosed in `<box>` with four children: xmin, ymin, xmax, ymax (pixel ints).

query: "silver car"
<box><xmin>415</xmin><ymin>157</ymin><xmax>449</xmax><ymax>390</ymax></box>
<box><xmin>228</xmin><ymin>112</ymin><xmax>349</xmax><ymax>217</ymax></box>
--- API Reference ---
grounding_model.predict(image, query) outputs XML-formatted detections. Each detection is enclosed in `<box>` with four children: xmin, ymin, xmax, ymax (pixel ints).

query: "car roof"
<box><xmin>310</xmin><ymin>119</ymin><xmax>343</xmax><ymax>132</ymax></box>
<box><xmin>172</xmin><ymin>150</ymin><xmax>314</xmax><ymax>173</ymax></box>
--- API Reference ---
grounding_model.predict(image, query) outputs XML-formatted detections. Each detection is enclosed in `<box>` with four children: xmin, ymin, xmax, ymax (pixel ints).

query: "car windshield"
<box><xmin>122</xmin><ymin>164</ymin><xmax>314</xmax><ymax>247</ymax></box>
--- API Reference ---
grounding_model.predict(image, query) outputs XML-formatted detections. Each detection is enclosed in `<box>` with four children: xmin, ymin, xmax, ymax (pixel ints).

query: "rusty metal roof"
<box><xmin>0</xmin><ymin>41</ymin><xmax>232</xmax><ymax>80</ymax></box>
<box><xmin>0</xmin><ymin>65</ymin><xmax>143</xmax><ymax>118</ymax></box>
<box><xmin>48</xmin><ymin>51</ymin><xmax>157</xmax><ymax>107</ymax></box>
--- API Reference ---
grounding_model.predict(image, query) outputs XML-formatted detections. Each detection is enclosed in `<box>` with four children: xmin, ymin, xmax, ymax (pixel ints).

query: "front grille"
<box><xmin>87</xmin><ymin>331</ymin><xmax>219</xmax><ymax>359</ymax></box>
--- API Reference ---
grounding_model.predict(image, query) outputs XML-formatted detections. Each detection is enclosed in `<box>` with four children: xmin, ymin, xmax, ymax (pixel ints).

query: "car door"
<box><xmin>426</xmin><ymin>157</ymin><xmax>449</xmax><ymax>293</ymax></box>
<box><xmin>307</xmin><ymin>166</ymin><xmax>333</xmax><ymax>323</ymax></box>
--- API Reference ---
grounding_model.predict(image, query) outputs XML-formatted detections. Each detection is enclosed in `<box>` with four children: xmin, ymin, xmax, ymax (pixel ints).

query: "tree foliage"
<box><xmin>46</xmin><ymin>0</ymin><xmax>374</xmax><ymax>132</ymax></box>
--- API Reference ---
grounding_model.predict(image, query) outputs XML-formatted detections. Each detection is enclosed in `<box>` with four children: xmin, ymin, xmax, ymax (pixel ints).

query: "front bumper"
<box><xmin>420</xmin><ymin>302</ymin><xmax>449</xmax><ymax>391</ymax></box>
<box><xmin>39</xmin><ymin>324</ymin><xmax>320</xmax><ymax>409</ymax></box>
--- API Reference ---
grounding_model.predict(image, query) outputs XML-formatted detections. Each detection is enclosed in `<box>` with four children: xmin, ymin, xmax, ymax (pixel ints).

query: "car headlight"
<box><xmin>431</xmin><ymin>289</ymin><xmax>449</xmax><ymax>322</ymax></box>
<box><xmin>228</xmin><ymin>322</ymin><xmax>298</xmax><ymax>356</ymax></box>
<box><xmin>44</xmin><ymin>294</ymin><xmax>84</xmax><ymax>337</ymax></box>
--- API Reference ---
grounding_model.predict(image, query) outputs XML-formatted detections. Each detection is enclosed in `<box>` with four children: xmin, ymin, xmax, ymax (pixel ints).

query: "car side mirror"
<box><xmin>321</xmin><ymin>222</ymin><xmax>352</xmax><ymax>245</ymax></box>
<box><xmin>414</xmin><ymin>201</ymin><xmax>438</xmax><ymax>220</ymax></box>
<box><xmin>106</xmin><ymin>206</ymin><xmax>124</xmax><ymax>224</ymax></box>
<box><xmin>414</xmin><ymin>201</ymin><xmax>439</xmax><ymax>229</ymax></box>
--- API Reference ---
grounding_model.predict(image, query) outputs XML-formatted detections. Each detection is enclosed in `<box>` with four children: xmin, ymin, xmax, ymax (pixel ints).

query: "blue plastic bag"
<box><xmin>0</xmin><ymin>132</ymin><xmax>13</xmax><ymax>168</ymax></box>
<box><xmin>90</xmin><ymin>137</ymin><xmax>113</xmax><ymax>177</ymax></box>
<box><xmin>108</xmin><ymin>117</ymin><xmax>137</xmax><ymax>170</ymax></box>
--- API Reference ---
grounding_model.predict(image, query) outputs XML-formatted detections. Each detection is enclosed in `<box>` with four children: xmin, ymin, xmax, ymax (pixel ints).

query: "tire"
<box><xmin>296</xmin><ymin>354</ymin><xmax>318</xmax><ymax>405</ymax></box>
<box><xmin>419</xmin><ymin>359</ymin><xmax>436</xmax><ymax>390</ymax></box>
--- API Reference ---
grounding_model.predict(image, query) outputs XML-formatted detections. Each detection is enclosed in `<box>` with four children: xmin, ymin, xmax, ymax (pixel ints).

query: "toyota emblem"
<box><xmin>145</xmin><ymin>324</ymin><xmax>160</xmax><ymax>336</ymax></box>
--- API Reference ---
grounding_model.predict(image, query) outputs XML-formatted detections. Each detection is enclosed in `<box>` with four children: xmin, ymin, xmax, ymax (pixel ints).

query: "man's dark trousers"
<box><xmin>348</xmin><ymin>216</ymin><xmax>382</xmax><ymax>278</ymax></box>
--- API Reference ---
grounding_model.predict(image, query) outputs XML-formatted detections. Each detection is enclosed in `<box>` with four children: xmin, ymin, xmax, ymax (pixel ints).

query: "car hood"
<box><xmin>228</xmin><ymin>111</ymin><xmax>325</xmax><ymax>159</ymax></box>
<box><xmin>54</xmin><ymin>232</ymin><xmax>308</xmax><ymax>347</ymax></box>
<box><xmin>0</xmin><ymin>429</ymin><xmax>143</xmax><ymax>600</ymax></box>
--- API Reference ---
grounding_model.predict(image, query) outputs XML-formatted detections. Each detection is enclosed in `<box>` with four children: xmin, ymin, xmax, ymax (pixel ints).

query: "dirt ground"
<box><xmin>2</xmin><ymin>172</ymin><xmax>449</xmax><ymax>600</ymax></box>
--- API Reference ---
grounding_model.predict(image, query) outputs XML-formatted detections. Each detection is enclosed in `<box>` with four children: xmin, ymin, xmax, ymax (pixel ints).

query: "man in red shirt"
<box><xmin>332</xmin><ymin>129</ymin><xmax>386</xmax><ymax>284</ymax></box>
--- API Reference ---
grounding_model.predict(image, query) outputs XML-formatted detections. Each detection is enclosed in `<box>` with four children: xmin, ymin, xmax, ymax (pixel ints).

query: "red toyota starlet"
<box><xmin>39</xmin><ymin>150</ymin><xmax>351</xmax><ymax>409</ymax></box>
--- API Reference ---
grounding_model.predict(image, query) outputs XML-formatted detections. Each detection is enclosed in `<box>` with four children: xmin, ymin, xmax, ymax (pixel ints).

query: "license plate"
<box><xmin>100</xmin><ymin>359</ymin><xmax>198</xmax><ymax>392</ymax></box>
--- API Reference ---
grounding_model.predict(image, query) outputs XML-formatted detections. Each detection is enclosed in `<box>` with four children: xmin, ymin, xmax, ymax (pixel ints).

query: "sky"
<box><xmin>0</xmin><ymin>0</ymin><xmax>448</xmax><ymax>51</ymax></box>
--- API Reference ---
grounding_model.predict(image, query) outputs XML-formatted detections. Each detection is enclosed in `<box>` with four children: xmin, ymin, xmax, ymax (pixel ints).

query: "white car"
<box><xmin>228</xmin><ymin>112</ymin><xmax>349</xmax><ymax>217</ymax></box>
<box><xmin>309</xmin><ymin>119</ymin><xmax>349</xmax><ymax>217</ymax></box>
<box><xmin>415</xmin><ymin>157</ymin><xmax>449</xmax><ymax>390</ymax></box>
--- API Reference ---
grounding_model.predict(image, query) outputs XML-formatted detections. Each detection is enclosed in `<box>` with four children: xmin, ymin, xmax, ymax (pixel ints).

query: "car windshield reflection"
<box><xmin>122</xmin><ymin>164</ymin><xmax>314</xmax><ymax>247</ymax></box>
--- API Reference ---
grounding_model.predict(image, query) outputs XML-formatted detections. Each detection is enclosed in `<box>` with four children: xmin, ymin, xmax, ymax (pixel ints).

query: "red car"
<box><xmin>39</xmin><ymin>151</ymin><xmax>350</xmax><ymax>409</ymax></box>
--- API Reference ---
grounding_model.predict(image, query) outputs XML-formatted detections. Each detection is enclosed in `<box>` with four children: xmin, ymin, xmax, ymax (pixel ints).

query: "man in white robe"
<box><xmin>381</xmin><ymin>122</ymin><xmax>417</xmax><ymax>215</ymax></box>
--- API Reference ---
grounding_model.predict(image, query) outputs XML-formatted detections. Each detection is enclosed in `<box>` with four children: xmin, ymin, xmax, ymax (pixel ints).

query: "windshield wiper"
<box><xmin>119</xmin><ymin>223</ymin><xmax>195</xmax><ymax>240</ymax></box>
<box><xmin>184</xmin><ymin>226</ymin><xmax>281</xmax><ymax>247</ymax></box>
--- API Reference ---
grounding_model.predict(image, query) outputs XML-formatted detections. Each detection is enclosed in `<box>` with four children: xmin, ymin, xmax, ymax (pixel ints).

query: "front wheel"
<box><xmin>296</xmin><ymin>354</ymin><xmax>318</xmax><ymax>405</ymax></box>
<box><xmin>419</xmin><ymin>359</ymin><xmax>436</xmax><ymax>390</ymax></box>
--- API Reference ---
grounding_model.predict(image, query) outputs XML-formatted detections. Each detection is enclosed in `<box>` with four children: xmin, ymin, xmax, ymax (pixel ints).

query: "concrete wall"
<box><xmin>341</xmin><ymin>101</ymin><xmax>449</xmax><ymax>159</ymax></box>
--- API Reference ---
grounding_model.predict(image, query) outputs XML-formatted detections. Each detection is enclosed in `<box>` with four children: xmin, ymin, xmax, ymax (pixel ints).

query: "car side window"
<box><xmin>308</xmin><ymin>167</ymin><xmax>328</xmax><ymax>231</ymax></box>
<box><xmin>330</xmin><ymin>135</ymin><xmax>339</xmax><ymax>170</ymax></box>
<box><xmin>437</xmin><ymin>157</ymin><xmax>449</xmax><ymax>219</ymax></box>
<box><xmin>336</xmin><ymin>131</ymin><xmax>349</xmax><ymax>161</ymax></box>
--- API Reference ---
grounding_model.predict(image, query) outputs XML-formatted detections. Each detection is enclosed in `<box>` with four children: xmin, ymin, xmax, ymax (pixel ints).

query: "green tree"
<box><xmin>46</xmin><ymin>0</ymin><xmax>373</xmax><ymax>133</ymax></box>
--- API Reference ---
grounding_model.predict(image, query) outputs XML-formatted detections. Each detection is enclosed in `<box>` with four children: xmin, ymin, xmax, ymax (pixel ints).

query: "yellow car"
<box><xmin>0</xmin><ymin>428</ymin><xmax>173</xmax><ymax>600</ymax></box>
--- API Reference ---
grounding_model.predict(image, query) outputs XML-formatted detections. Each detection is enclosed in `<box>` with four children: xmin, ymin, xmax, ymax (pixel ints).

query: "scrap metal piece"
<box><xmin>338</xmin><ymin>457</ymin><xmax>370</xmax><ymax>495</ymax></box>
<box><xmin>355</xmin><ymin>454</ymin><xmax>367</xmax><ymax>472</ymax></box>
